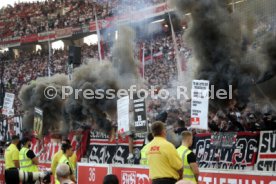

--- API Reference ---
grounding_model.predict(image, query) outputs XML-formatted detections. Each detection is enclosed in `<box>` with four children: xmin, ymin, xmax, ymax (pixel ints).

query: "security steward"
<box><xmin>147</xmin><ymin>121</ymin><xmax>183</xmax><ymax>184</ymax></box>
<box><xmin>140</xmin><ymin>133</ymin><xmax>154</xmax><ymax>165</ymax></box>
<box><xmin>52</xmin><ymin>139</ymin><xmax>77</xmax><ymax>184</ymax></box>
<box><xmin>4</xmin><ymin>135</ymin><xmax>20</xmax><ymax>184</ymax></box>
<box><xmin>19</xmin><ymin>137</ymin><xmax>39</xmax><ymax>172</ymax></box>
<box><xmin>55</xmin><ymin>143</ymin><xmax>76</xmax><ymax>184</ymax></box>
<box><xmin>177</xmin><ymin>131</ymin><xmax>199</xmax><ymax>183</ymax></box>
<box><xmin>51</xmin><ymin>139</ymin><xmax>71</xmax><ymax>176</ymax></box>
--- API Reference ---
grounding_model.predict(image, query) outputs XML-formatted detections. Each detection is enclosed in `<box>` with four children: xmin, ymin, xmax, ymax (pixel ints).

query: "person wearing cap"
<box><xmin>55</xmin><ymin>143</ymin><xmax>76</xmax><ymax>184</ymax></box>
<box><xmin>4</xmin><ymin>135</ymin><xmax>20</xmax><ymax>184</ymax></box>
<box><xmin>19</xmin><ymin>137</ymin><xmax>39</xmax><ymax>174</ymax></box>
<box><xmin>147</xmin><ymin>121</ymin><xmax>183</xmax><ymax>184</ymax></box>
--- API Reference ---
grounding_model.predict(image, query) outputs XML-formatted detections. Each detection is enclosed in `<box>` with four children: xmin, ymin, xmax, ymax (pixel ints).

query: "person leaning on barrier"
<box><xmin>147</xmin><ymin>121</ymin><xmax>183</xmax><ymax>184</ymax></box>
<box><xmin>140</xmin><ymin>133</ymin><xmax>154</xmax><ymax>165</ymax></box>
<box><xmin>56</xmin><ymin>163</ymin><xmax>75</xmax><ymax>184</ymax></box>
<box><xmin>4</xmin><ymin>135</ymin><xmax>20</xmax><ymax>184</ymax></box>
<box><xmin>19</xmin><ymin>137</ymin><xmax>39</xmax><ymax>173</ymax></box>
<box><xmin>177</xmin><ymin>131</ymin><xmax>199</xmax><ymax>183</ymax></box>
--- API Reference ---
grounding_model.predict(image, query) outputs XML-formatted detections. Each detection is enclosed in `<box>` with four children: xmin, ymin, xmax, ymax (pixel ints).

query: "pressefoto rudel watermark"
<box><xmin>44</xmin><ymin>85</ymin><xmax>233</xmax><ymax>100</ymax></box>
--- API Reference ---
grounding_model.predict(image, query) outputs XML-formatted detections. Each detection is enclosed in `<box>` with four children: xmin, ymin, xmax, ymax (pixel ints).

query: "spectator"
<box><xmin>103</xmin><ymin>174</ymin><xmax>119</xmax><ymax>184</ymax></box>
<box><xmin>56</xmin><ymin>163</ymin><xmax>75</xmax><ymax>184</ymax></box>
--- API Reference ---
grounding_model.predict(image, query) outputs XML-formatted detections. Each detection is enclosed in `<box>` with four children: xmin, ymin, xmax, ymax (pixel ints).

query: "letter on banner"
<box><xmin>256</xmin><ymin>131</ymin><xmax>276</xmax><ymax>171</ymax></box>
<box><xmin>190</xmin><ymin>80</ymin><xmax>209</xmax><ymax>130</ymax></box>
<box><xmin>133</xmin><ymin>94</ymin><xmax>147</xmax><ymax>133</ymax></box>
<box><xmin>33</xmin><ymin>107</ymin><xmax>43</xmax><ymax>138</ymax></box>
<box><xmin>117</xmin><ymin>96</ymin><xmax>130</xmax><ymax>134</ymax></box>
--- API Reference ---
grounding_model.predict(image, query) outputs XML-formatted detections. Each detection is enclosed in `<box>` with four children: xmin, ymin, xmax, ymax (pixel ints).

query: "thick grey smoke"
<box><xmin>19</xmin><ymin>27</ymin><xmax>142</xmax><ymax>134</ymax></box>
<box><xmin>19</xmin><ymin>74</ymin><xmax>68</xmax><ymax>135</ymax></box>
<box><xmin>65</xmin><ymin>62</ymin><xmax>119</xmax><ymax>132</ymax></box>
<box><xmin>111</xmin><ymin>26</ymin><xmax>142</xmax><ymax>89</ymax></box>
<box><xmin>171</xmin><ymin>0</ymin><xmax>276</xmax><ymax>111</ymax></box>
<box><xmin>65</xmin><ymin>26</ymin><xmax>143</xmax><ymax>133</ymax></box>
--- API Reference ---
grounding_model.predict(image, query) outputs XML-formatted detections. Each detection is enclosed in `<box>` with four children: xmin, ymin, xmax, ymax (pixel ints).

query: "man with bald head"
<box><xmin>56</xmin><ymin>163</ymin><xmax>75</xmax><ymax>184</ymax></box>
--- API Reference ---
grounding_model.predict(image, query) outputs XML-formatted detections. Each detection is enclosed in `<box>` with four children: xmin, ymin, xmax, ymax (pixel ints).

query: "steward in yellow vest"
<box><xmin>147</xmin><ymin>121</ymin><xmax>183</xmax><ymax>184</ymax></box>
<box><xmin>140</xmin><ymin>133</ymin><xmax>154</xmax><ymax>165</ymax></box>
<box><xmin>51</xmin><ymin>139</ymin><xmax>77</xmax><ymax>177</ymax></box>
<box><xmin>55</xmin><ymin>143</ymin><xmax>76</xmax><ymax>184</ymax></box>
<box><xmin>19</xmin><ymin>137</ymin><xmax>39</xmax><ymax>173</ymax></box>
<box><xmin>4</xmin><ymin>135</ymin><xmax>20</xmax><ymax>184</ymax></box>
<box><xmin>177</xmin><ymin>131</ymin><xmax>199</xmax><ymax>183</ymax></box>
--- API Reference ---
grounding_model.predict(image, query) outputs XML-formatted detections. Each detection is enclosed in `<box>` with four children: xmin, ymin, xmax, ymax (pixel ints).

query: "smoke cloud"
<box><xmin>19</xmin><ymin>74</ymin><xmax>68</xmax><ymax>135</ymax></box>
<box><xmin>65</xmin><ymin>26</ymin><xmax>143</xmax><ymax>133</ymax></box>
<box><xmin>171</xmin><ymin>0</ymin><xmax>276</xmax><ymax>111</ymax></box>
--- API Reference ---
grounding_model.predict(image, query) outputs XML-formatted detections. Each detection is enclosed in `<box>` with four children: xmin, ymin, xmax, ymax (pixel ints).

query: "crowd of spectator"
<box><xmin>0</xmin><ymin>0</ymin><xmax>165</xmax><ymax>39</ymax></box>
<box><xmin>1</xmin><ymin>29</ymin><xmax>276</xmax><ymax>132</ymax></box>
<box><xmin>143</xmin><ymin>33</ymin><xmax>192</xmax><ymax>88</ymax></box>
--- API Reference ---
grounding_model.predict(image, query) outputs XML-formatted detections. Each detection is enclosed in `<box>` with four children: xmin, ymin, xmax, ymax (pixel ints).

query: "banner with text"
<box><xmin>2</xmin><ymin>93</ymin><xmax>15</xmax><ymax>115</ymax></box>
<box><xmin>0</xmin><ymin>116</ymin><xmax>22</xmax><ymax>141</ymax></box>
<box><xmin>55</xmin><ymin>27</ymin><xmax>72</xmax><ymax>39</ymax></box>
<box><xmin>77</xmin><ymin>164</ymin><xmax>109</xmax><ymax>184</ymax></box>
<box><xmin>31</xmin><ymin>135</ymin><xmax>60</xmax><ymax>162</ymax></box>
<box><xmin>33</xmin><ymin>107</ymin><xmax>43</xmax><ymax>138</ymax></box>
<box><xmin>256</xmin><ymin>131</ymin><xmax>276</xmax><ymax>171</ymax></box>
<box><xmin>30</xmin><ymin>131</ymin><xmax>88</xmax><ymax>162</ymax></box>
<box><xmin>38</xmin><ymin>31</ymin><xmax>56</xmax><ymax>42</ymax></box>
<box><xmin>117</xmin><ymin>96</ymin><xmax>130</xmax><ymax>134</ymax></box>
<box><xmin>193</xmin><ymin>132</ymin><xmax>259</xmax><ymax>170</ymax></box>
<box><xmin>133</xmin><ymin>95</ymin><xmax>147</xmax><ymax>133</ymax></box>
<box><xmin>190</xmin><ymin>80</ymin><xmax>209</xmax><ymax>130</ymax></box>
<box><xmin>88</xmin><ymin>130</ymin><xmax>144</xmax><ymax>164</ymax></box>
<box><xmin>21</xmin><ymin>34</ymin><xmax>38</xmax><ymax>43</ymax></box>
<box><xmin>112</xmin><ymin>165</ymin><xmax>150</xmax><ymax>184</ymax></box>
<box><xmin>0</xmin><ymin>36</ymin><xmax>20</xmax><ymax>48</ymax></box>
<box><xmin>198</xmin><ymin>172</ymin><xmax>276</xmax><ymax>184</ymax></box>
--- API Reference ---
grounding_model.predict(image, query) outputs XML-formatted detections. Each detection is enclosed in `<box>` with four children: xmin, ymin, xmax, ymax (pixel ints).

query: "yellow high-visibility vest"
<box><xmin>140</xmin><ymin>143</ymin><xmax>150</xmax><ymax>165</ymax></box>
<box><xmin>177</xmin><ymin>145</ymin><xmax>196</xmax><ymax>182</ymax></box>
<box><xmin>4</xmin><ymin>143</ymin><xmax>19</xmax><ymax>169</ymax></box>
<box><xmin>55</xmin><ymin>154</ymin><xmax>75</xmax><ymax>184</ymax></box>
<box><xmin>19</xmin><ymin>147</ymin><xmax>38</xmax><ymax>172</ymax></box>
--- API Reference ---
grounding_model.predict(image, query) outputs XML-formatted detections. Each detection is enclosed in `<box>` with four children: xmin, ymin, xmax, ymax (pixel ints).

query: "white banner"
<box><xmin>117</xmin><ymin>96</ymin><xmax>130</xmax><ymax>134</ymax></box>
<box><xmin>190</xmin><ymin>80</ymin><xmax>209</xmax><ymax>130</ymax></box>
<box><xmin>256</xmin><ymin>131</ymin><xmax>276</xmax><ymax>171</ymax></box>
<box><xmin>2</xmin><ymin>93</ymin><xmax>15</xmax><ymax>115</ymax></box>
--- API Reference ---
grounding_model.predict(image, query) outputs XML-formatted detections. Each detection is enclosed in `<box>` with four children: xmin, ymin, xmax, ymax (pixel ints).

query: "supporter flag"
<box><xmin>153</xmin><ymin>51</ymin><xmax>163</xmax><ymax>59</ymax></box>
<box><xmin>68</xmin><ymin>130</ymin><xmax>89</xmax><ymax>161</ymax></box>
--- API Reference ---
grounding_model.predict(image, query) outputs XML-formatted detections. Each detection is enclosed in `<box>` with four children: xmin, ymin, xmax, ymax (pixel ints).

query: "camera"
<box><xmin>5</xmin><ymin>169</ymin><xmax>52</xmax><ymax>184</ymax></box>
